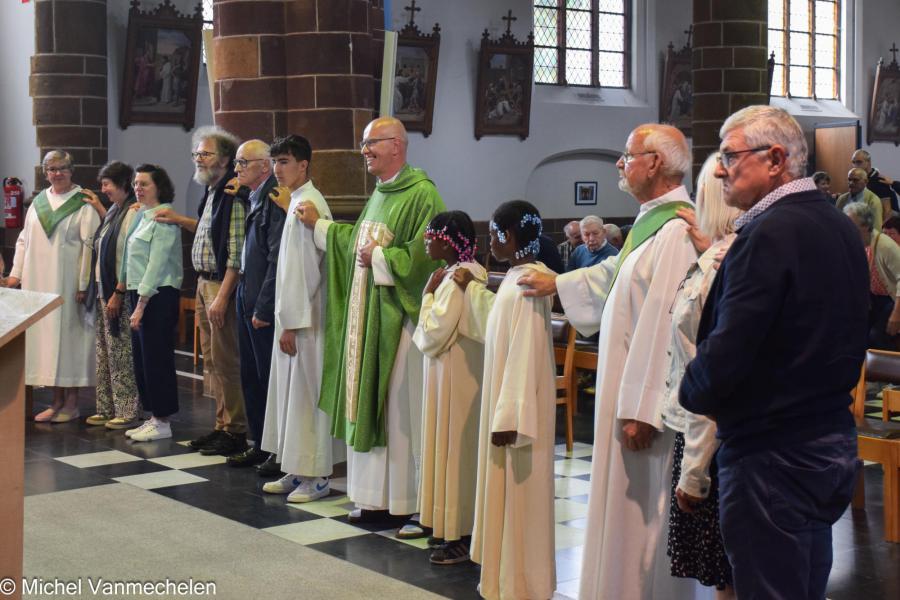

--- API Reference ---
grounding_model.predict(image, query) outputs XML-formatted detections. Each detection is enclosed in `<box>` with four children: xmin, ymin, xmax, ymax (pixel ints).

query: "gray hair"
<box><xmin>853</xmin><ymin>149</ymin><xmax>871</xmax><ymax>162</ymax></box>
<box><xmin>603</xmin><ymin>223</ymin><xmax>621</xmax><ymax>238</ymax></box>
<box><xmin>696</xmin><ymin>153</ymin><xmax>743</xmax><ymax>240</ymax></box>
<box><xmin>641</xmin><ymin>124</ymin><xmax>691</xmax><ymax>181</ymax></box>
<box><xmin>192</xmin><ymin>125</ymin><xmax>240</xmax><ymax>162</ymax></box>
<box><xmin>843</xmin><ymin>201</ymin><xmax>875</xmax><ymax>232</ymax></box>
<box><xmin>720</xmin><ymin>106</ymin><xmax>808</xmax><ymax>178</ymax></box>
<box><xmin>563</xmin><ymin>220</ymin><xmax>580</xmax><ymax>235</ymax></box>
<box><xmin>42</xmin><ymin>149</ymin><xmax>74</xmax><ymax>171</ymax></box>
<box><xmin>848</xmin><ymin>167</ymin><xmax>869</xmax><ymax>182</ymax></box>
<box><xmin>579</xmin><ymin>215</ymin><xmax>604</xmax><ymax>230</ymax></box>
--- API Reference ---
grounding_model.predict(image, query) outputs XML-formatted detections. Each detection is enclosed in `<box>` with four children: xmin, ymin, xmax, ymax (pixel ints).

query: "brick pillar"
<box><xmin>213</xmin><ymin>0</ymin><xmax>375</xmax><ymax>219</ymax></box>
<box><xmin>30</xmin><ymin>0</ymin><xmax>108</xmax><ymax>192</ymax></box>
<box><xmin>691</xmin><ymin>0</ymin><xmax>769</xmax><ymax>179</ymax></box>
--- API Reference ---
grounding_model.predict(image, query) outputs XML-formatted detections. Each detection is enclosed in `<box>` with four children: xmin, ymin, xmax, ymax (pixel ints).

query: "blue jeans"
<box><xmin>718</xmin><ymin>429</ymin><xmax>860</xmax><ymax>599</ymax></box>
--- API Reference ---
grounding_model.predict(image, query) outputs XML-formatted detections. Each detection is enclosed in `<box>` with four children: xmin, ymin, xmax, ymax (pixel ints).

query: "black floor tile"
<box><xmin>24</xmin><ymin>459</ymin><xmax>111</xmax><ymax>496</ymax></box>
<box><xmin>84</xmin><ymin>460</ymin><xmax>171</xmax><ymax>479</ymax></box>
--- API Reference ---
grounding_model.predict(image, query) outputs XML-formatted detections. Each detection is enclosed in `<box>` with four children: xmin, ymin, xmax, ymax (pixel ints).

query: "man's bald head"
<box><xmin>848</xmin><ymin>167</ymin><xmax>868</xmax><ymax>195</ymax></box>
<box><xmin>239</xmin><ymin>139</ymin><xmax>270</xmax><ymax>159</ymax></box>
<box><xmin>361</xmin><ymin>117</ymin><xmax>409</xmax><ymax>180</ymax></box>
<box><xmin>235</xmin><ymin>138</ymin><xmax>272</xmax><ymax>190</ymax></box>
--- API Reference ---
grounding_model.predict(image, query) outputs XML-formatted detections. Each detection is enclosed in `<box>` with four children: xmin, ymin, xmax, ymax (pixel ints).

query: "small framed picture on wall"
<box><xmin>575</xmin><ymin>181</ymin><xmax>598</xmax><ymax>205</ymax></box>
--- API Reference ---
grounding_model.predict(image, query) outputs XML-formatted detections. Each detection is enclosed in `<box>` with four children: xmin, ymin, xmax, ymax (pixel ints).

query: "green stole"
<box><xmin>319</xmin><ymin>165</ymin><xmax>445</xmax><ymax>452</ymax></box>
<box><xmin>32</xmin><ymin>188</ymin><xmax>86</xmax><ymax>238</ymax></box>
<box><xmin>609</xmin><ymin>200</ymin><xmax>693</xmax><ymax>288</ymax></box>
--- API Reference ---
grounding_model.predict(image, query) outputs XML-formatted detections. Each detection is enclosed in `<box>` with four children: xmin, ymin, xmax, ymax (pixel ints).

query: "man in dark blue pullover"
<box><xmin>680</xmin><ymin>106</ymin><xmax>868</xmax><ymax>600</ymax></box>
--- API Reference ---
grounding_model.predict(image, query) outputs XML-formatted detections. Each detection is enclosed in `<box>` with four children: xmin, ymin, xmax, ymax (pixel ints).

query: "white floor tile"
<box><xmin>554</xmin><ymin>498</ymin><xmax>590</xmax><ymax>522</ymax></box>
<box><xmin>555</xmin><ymin>523</ymin><xmax>586</xmax><ymax>550</ymax></box>
<box><xmin>554</xmin><ymin>476</ymin><xmax>593</xmax><ymax>498</ymax></box>
<box><xmin>264</xmin><ymin>518</ymin><xmax>368</xmax><ymax>545</ymax></box>
<box><xmin>113</xmin><ymin>470</ymin><xmax>208</xmax><ymax>490</ymax></box>
<box><xmin>553</xmin><ymin>459</ymin><xmax>593</xmax><ymax>477</ymax></box>
<box><xmin>148</xmin><ymin>453</ymin><xmax>227</xmax><ymax>469</ymax></box>
<box><xmin>375</xmin><ymin>529</ymin><xmax>430</xmax><ymax>549</ymax></box>
<box><xmin>55</xmin><ymin>450</ymin><xmax>144</xmax><ymax>469</ymax></box>
<box><xmin>286</xmin><ymin>495</ymin><xmax>353</xmax><ymax>518</ymax></box>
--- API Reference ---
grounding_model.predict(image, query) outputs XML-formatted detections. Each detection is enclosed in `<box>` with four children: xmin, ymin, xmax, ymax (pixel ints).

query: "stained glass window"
<box><xmin>768</xmin><ymin>0</ymin><xmax>840</xmax><ymax>99</ymax></box>
<box><xmin>533</xmin><ymin>0</ymin><xmax>630</xmax><ymax>88</ymax></box>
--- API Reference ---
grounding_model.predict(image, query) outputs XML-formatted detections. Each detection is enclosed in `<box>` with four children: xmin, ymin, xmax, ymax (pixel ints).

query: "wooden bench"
<box><xmin>552</xmin><ymin>315</ymin><xmax>577</xmax><ymax>452</ymax></box>
<box><xmin>851</xmin><ymin>349</ymin><xmax>900</xmax><ymax>543</ymax></box>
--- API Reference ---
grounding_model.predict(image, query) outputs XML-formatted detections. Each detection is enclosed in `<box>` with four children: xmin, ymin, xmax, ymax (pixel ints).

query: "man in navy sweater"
<box><xmin>680</xmin><ymin>106</ymin><xmax>868</xmax><ymax>600</ymax></box>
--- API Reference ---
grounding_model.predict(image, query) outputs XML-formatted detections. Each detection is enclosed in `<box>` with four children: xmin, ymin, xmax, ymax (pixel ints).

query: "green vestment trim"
<box><xmin>319</xmin><ymin>165</ymin><xmax>446</xmax><ymax>452</ymax></box>
<box><xmin>609</xmin><ymin>200</ymin><xmax>692</xmax><ymax>288</ymax></box>
<box><xmin>33</xmin><ymin>189</ymin><xmax>87</xmax><ymax>238</ymax></box>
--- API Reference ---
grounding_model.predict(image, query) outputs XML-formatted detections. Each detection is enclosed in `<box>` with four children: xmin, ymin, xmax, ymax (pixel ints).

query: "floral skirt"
<box><xmin>667</xmin><ymin>432</ymin><xmax>733</xmax><ymax>590</ymax></box>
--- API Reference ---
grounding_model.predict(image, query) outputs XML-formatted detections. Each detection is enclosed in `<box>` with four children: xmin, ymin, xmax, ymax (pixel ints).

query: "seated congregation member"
<box><xmin>813</xmin><ymin>170</ymin><xmax>836</xmax><ymax>204</ymax></box>
<box><xmin>414</xmin><ymin>210</ymin><xmax>486</xmax><ymax>565</ymax></box>
<box><xmin>454</xmin><ymin>201</ymin><xmax>556</xmax><ymax>600</ymax></box>
<box><xmin>852</xmin><ymin>148</ymin><xmax>898</xmax><ymax>216</ymax></box>
<box><xmin>836</xmin><ymin>168</ymin><xmax>883</xmax><ymax>230</ymax></box>
<box><xmin>843</xmin><ymin>202</ymin><xmax>900</xmax><ymax>351</ymax></box>
<box><xmin>681</xmin><ymin>106</ymin><xmax>866</xmax><ymax>600</ymax></box>
<box><xmin>604</xmin><ymin>222</ymin><xmax>623</xmax><ymax>249</ymax></box>
<box><xmin>884</xmin><ymin>216</ymin><xmax>900</xmax><ymax>245</ymax></box>
<box><xmin>536</xmin><ymin>234</ymin><xmax>565</xmax><ymax>273</ymax></box>
<box><xmin>661</xmin><ymin>154</ymin><xmax>741</xmax><ymax>598</ymax></box>
<box><xmin>566</xmin><ymin>215</ymin><xmax>618</xmax><ymax>270</ymax></box>
<box><xmin>87</xmin><ymin>161</ymin><xmax>141</xmax><ymax>430</ymax></box>
<box><xmin>228</xmin><ymin>139</ymin><xmax>284</xmax><ymax>468</ymax></box>
<box><xmin>122</xmin><ymin>165</ymin><xmax>183</xmax><ymax>442</ymax></box>
<box><xmin>261</xmin><ymin>135</ymin><xmax>338</xmax><ymax>501</ymax></box>
<box><xmin>556</xmin><ymin>220</ymin><xmax>582</xmax><ymax>266</ymax></box>
<box><xmin>5</xmin><ymin>150</ymin><xmax>102</xmax><ymax>422</ymax></box>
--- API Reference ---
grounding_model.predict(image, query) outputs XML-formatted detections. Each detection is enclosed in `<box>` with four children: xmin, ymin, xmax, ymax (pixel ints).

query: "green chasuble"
<box><xmin>319</xmin><ymin>164</ymin><xmax>445</xmax><ymax>452</ymax></box>
<box><xmin>32</xmin><ymin>188</ymin><xmax>88</xmax><ymax>237</ymax></box>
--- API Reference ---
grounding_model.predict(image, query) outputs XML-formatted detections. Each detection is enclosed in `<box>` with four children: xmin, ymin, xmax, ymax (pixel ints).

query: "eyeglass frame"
<box><xmin>44</xmin><ymin>166</ymin><xmax>72</xmax><ymax>174</ymax></box>
<box><xmin>234</xmin><ymin>158</ymin><xmax>266</xmax><ymax>168</ymax></box>
<box><xmin>619</xmin><ymin>151</ymin><xmax>657</xmax><ymax>164</ymax></box>
<box><xmin>359</xmin><ymin>137</ymin><xmax>397</xmax><ymax>150</ymax></box>
<box><xmin>191</xmin><ymin>150</ymin><xmax>219</xmax><ymax>160</ymax></box>
<box><xmin>716</xmin><ymin>146</ymin><xmax>773</xmax><ymax>170</ymax></box>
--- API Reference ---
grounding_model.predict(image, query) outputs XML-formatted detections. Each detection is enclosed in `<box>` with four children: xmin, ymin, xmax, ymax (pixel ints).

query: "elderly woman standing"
<box><xmin>122</xmin><ymin>164</ymin><xmax>183</xmax><ymax>442</ymax></box>
<box><xmin>661</xmin><ymin>153</ymin><xmax>743</xmax><ymax>598</ymax></box>
<box><xmin>86</xmin><ymin>161</ymin><xmax>142</xmax><ymax>430</ymax></box>
<box><xmin>843</xmin><ymin>202</ymin><xmax>900</xmax><ymax>350</ymax></box>
<box><xmin>4</xmin><ymin>150</ymin><xmax>102</xmax><ymax>422</ymax></box>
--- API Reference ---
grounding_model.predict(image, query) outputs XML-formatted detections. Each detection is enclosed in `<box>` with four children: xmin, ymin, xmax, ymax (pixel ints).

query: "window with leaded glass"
<box><xmin>533</xmin><ymin>0</ymin><xmax>630</xmax><ymax>88</ymax></box>
<box><xmin>202</xmin><ymin>0</ymin><xmax>213</xmax><ymax>63</ymax></box>
<box><xmin>768</xmin><ymin>0</ymin><xmax>840</xmax><ymax>99</ymax></box>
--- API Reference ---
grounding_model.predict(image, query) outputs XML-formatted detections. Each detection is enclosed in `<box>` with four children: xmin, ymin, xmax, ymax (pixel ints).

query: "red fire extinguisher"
<box><xmin>4</xmin><ymin>177</ymin><xmax>24</xmax><ymax>228</ymax></box>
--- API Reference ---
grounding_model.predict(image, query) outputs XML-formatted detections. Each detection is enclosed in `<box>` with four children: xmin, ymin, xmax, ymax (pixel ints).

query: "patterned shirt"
<box><xmin>191</xmin><ymin>188</ymin><xmax>247</xmax><ymax>273</ymax></box>
<box><xmin>734</xmin><ymin>177</ymin><xmax>816</xmax><ymax>230</ymax></box>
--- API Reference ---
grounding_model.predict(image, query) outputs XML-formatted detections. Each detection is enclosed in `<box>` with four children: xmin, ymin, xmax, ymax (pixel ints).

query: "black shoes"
<box><xmin>188</xmin><ymin>430</ymin><xmax>223</xmax><ymax>451</ymax></box>
<box><xmin>430</xmin><ymin>540</ymin><xmax>470</xmax><ymax>565</ymax></box>
<box><xmin>226</xmin><ymin>447</ymin><xmax>270</xmax><ymax>468</ymax></box>
<box><xmin>256</xmin><ymin>454</ymin><xmax>283</xmax><ymax>477</ymax></box>
<box><xmin>199</xmin><ymin>431</ymin><xmax>248</xmax><ymax>456</ymax></box>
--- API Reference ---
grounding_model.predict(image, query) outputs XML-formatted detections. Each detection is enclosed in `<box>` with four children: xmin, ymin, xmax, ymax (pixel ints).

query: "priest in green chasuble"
<box><xmin>297</xmin><ymin>117</ymin><xmax>445</xmax><ymax>521</ymax></box>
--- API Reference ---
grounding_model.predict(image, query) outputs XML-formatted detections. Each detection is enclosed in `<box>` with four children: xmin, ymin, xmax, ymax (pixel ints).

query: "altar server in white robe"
<box><xmin>6</xmin><ymin>150</ymin><xmax>102</xmax><ymax>422</ymax></box>
<box><xmin>521</xmin><ymin>124</ymin><xmax>708</xmax><ymax>600</ymax></box>
<box><xmin>261</xmin><ymin>136</ymin><xmax>339</xmax><ymax>503</ymax></box>
<box><xmin>456</xmin><ymin>200</ymin><xmax>556</xmax><ymax>600</ymax></box>
<box><xmin>413</xmin><ymin>210</ymin><xmax>486</xmax><ymax>564</ymax></box>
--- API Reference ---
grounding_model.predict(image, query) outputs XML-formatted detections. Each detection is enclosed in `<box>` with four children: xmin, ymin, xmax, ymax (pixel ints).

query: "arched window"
<box><xmin>768</xmin><ymin>0</ymin><xmax>840</xmax><ymax>99</ymax></box>
<box><xmin>533</xmin><ymin>0</ymin><xmax>630</xmax><ymax>88</ymax></box>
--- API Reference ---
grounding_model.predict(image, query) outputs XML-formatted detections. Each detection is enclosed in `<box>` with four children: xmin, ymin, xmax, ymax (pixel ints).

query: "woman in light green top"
<box><xmin>87</xmin><ymin>161</ymin><xmax>141</xmax><ymax>430</ymax></box>
<box><xmin>122</xmin><ymin>164</ymin><xmax>183</xmax><ymax>442</ymax></box>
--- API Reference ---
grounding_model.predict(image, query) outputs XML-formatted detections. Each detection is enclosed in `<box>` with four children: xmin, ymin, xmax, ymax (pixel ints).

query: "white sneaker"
<box><xmin>124</xmin><ymin>419</ymin><xmax>152</xmax><ymax>438</ymax></box>
<box><xmin>287</xmin><ymin>477</ymin><xmax>330</xmax><ymax>503</ymax></box>
<box><xmin>131</xmin><ymin>420</ymin><xmax>172</xmax><ymax>442</ymax></box>
<box><xmin>263</xmin><ymin>474</ymin><xmax>304</xmax><ymax>494</ymax></box>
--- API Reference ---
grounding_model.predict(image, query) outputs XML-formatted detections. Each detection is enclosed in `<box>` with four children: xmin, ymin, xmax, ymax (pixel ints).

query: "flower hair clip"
<box><xmin>489</xmin><ymin>220</ymin><xmax>507</xmax><ymax>245</ymax></box>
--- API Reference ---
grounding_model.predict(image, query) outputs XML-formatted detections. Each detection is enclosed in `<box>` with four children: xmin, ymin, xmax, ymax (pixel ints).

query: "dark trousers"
<box><xmin>236</xmin><ymin>281</ymin><xmax>274</xmax><ymax>442</ymax></box>
<box><xmin>129</xmin><ymin>287</ymin><xmax>180</xmax><ymax>418</ymax></box>
<box><xmin>718</xmin><ymin>429</ymin><xmax>860</xmax><ymax>600</ymax></box>
<box><xmin>869</xmin><ymin>293</ymin><xmax>898</xmax><ymax>351</ymax></box>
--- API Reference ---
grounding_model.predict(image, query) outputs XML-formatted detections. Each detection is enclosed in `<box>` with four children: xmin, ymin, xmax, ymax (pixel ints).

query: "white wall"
<box><xmin>391</xmin><ymin>0</ymin><xmax>693</xmax><ymax>220</ymax></box>
<box><xmin>107</xmin><ymin>0</ymin><xmax>213</xmax><ymax>215</ymax></box>
<box><xmin>0</xmin><ymin>1</ymin><xmax>38</xmax><ymax>195</ymax></box>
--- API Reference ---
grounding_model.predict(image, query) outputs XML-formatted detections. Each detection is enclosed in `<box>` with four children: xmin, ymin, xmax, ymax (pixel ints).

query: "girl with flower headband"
<box><xmin>412</xmin><ymin>210</ymin><xmax>487</xmax><ymax>565</ymax></box>
<box><xmin>452</xmin><ymin>200</ymin><xmax>557</xmax><ymax>599</ymax></box>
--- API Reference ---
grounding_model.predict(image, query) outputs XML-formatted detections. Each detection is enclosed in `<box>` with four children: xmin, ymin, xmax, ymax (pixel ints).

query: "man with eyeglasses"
<box><xmin>296</xmin><ymin>116</ymin><xmax>444</xmax><ymax>535</ymax></box>
<box><xmin>835</xmin><ymin>168</ymin><xmax>884</xmax><ymax>231</ymax></box>
<box><xmin>851</xmin><ymin>148</ymin><xmax>898</xmax><ymax>217</ymax></box>
<box><xmin>519</xmin><ymin>124</ymin><xmax>700</xmax><ymax>599</ymax></box>
<box><xmin>680</xmin><ymin>106</ymin><xmax>867</xmax><ymax>599</ymax></box>
<box><xmin>154</xmin><ymin>125</ymin><xmax>249</xmax><ymax>457</ymax></box>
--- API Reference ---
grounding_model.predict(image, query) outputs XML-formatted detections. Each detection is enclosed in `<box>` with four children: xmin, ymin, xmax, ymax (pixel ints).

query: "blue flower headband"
<box><xmin>489</xmin><ymin>213</ymin><xmax>543</xmax><ymax>259</ymax></box>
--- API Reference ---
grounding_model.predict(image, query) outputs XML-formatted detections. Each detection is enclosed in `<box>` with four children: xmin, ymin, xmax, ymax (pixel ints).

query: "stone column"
<box><xmin>30</xmin><ymin>0</ymin><xmax>108</xmax><ymax>191</ymax></box>
<box><xmin>691</xmin><ymin>0</ymin><xmax>769</xmax><ymax>179</ymax></box>
<box><xmin>213</xmin><ymin>0</ymin><xmax>376</xmax><ymax>219</ymax></box>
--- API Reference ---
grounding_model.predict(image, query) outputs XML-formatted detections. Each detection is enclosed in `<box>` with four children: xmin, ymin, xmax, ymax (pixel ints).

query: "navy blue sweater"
<box><xmin>679</xmin><ymin>189</ymin><xmax>868</xmax><ymax>464</ymax></box>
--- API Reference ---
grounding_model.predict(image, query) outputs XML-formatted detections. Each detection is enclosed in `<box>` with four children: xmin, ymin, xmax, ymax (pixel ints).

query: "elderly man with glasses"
<box><xmin>520</xmin><ymin>123</ymin><xmax>701</xmax><ymax>599</ymax></box>
<box><xmin>4</xmin><ymin>150</ymin><xmax>103</xmax><ymax>422</ymax></box>
<box><xmin>680</xmin><ymin>106</ymin><xmax>867</xmax><ymax>599</ymax></box>
<box><xmin>154</xmin><ymin>126</ymin><xmax>249</xmax><ymax>457</ymax></box>
<box><xmin>296</xmin><ymin>116</ymin><xmax>445</xmax><ymax>537</ymax></box>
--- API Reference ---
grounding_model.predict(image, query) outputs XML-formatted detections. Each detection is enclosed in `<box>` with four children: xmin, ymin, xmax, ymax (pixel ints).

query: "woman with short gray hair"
<box><xmin>844</xmin><ymin>202</ymin><xmax>900</xmax><ymax>349</ymax></box>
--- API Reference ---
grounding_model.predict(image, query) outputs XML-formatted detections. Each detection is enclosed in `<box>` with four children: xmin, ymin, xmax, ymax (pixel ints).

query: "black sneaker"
<box><xmin>427</xmin><ymin>536</ymin><xmax>445</xmax><ymax>549</ymax></box>
<box><xmin>199</xmin><ymin>431</ymin><xmax>248</xmax><ymax>456</ymax></box>
<box><xmin>188</xmin><ymin>430</ymin><xmax>223</xmax><ymax>451</ymax></box>
<box><xmin>429</xmin><ymin>540</ymin><xmax>470</xmax><ymax>565</ymax></box>
<box><xmin>226</xmin><ymin>447</ymin><xmax>270</xmax><ymax>468</ymax></box>
<box><xmin>256</xmin><ymin>454</ymin><xmax>283</xmax><ymax>477</ymax></box>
